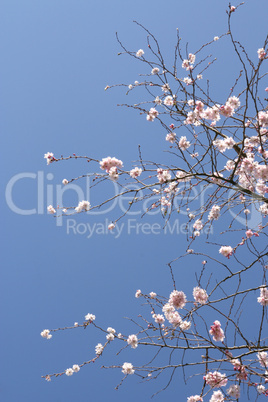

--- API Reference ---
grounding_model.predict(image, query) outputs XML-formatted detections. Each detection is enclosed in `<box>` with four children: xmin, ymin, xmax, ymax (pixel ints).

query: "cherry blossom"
<box><xmin>219</xmin><ymin>246</ymin><xmax>233</xmax><ymax>258</ymax></box>
<box><xmin>227</xmin><ymin>384</ymin><xmax>240</xmax><ymax>398</ymax></box>
<box><xmin>75</xmin><ymin>200</ymin><xmax>90</xmax><ymax>213</ymax></box>
<box><xmin>130</xmin><ymin>167</ymin><xmax>142</xmax><ymax>178</ymax></box>
<box><xmin>47</xmin><ymin>205</ymin><xmax>56</xmax><ymax>214</ymax></box>
<box><xmin>193</xmin><ymin>287</ymin><xmax>208</xmax><ymax>304</ymax></box>
<box><xmin>204</xmin><ymin>371</ymin><xmax>228</xmax><ymax>388</ymax></box>
<box><xmin>44</xmin><ymin>152</ymin><xmax>55</xmax><ymax>165</ymax></box>
<box><xmin>99</xmin><ymin>157</ymin><xmax>123</xmax><ymax>173</ymax></box>
<box><xmin>257</xmin><ymin>287</ymin><xmax>268</xmax><ymax>306</ymax></box>
<box><xmin>136</xmin><ymin>49</ymin><xmax>144</xmax><ymax>57</ymax></box>
<box><xmin>95</xmin><ymin>343</ymin><xmax>104</xmax><ymax>355</ymax></box>
<box><xmin>209</xmin><ymin>320</ymin><xmax>225</xmax><ymax>342</ymax></box>
<box><xmin>209</xmin><ymin>390</ymin><xmax>224</xmax><ymax>402</ymax></box>
<box><xmin>127</xmin><ymin>334</ymin><xmax>138</xmax><ymax>349</ymax></box>
<box><xmin>169</xmin><ymin>290</ymin><xmax>187</xmax><ymax>309</ymax></box>
<box><xmin>122</xmin><ymin>362</ymin><xmax>135</xmax><ymax>375</ymax></box>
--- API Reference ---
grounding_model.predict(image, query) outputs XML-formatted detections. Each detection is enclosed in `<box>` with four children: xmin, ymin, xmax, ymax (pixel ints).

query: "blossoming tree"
<box><xmin>42</xmin><ymin>4</ymin><xmax>268</xmax><ymax>401</ymax></box>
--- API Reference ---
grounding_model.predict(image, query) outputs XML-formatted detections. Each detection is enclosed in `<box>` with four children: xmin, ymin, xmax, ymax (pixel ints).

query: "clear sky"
<box><xmin>2</xmin><ymin>1</ymin><xmax>268</xmax><ymax>401</ymax></box>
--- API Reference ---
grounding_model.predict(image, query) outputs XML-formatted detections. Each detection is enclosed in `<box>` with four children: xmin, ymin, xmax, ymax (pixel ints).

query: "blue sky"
<box><xmin>2</xmin><ymin>1</ymin><xmax>268</xmax><ymax>401</ymax></box>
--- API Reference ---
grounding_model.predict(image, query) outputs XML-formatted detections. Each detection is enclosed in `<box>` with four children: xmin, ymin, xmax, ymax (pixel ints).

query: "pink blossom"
<box><xmin>227</xmin><ymin>385</ymin><xmax>240</xmax><ymax>398</ymax></box>
<box><xmin>193</xmin><ymin>287</ymin><xmax>208</xmax><ymax>304</ymax></box>
<box><xmin>230</xmin><ymin>358</ymin><xmax>248</xmax><ymax>380</ymax></box>
<box><xmin>167</xmin><ymin>311</ymin><xmax>182</xmax><ymax>327</ymax></box>
<box><xmin>169</xmin><ymin>290</ymin><xmax>187</xmax><ymax>309</ymax></box>
<box><xmin>204</xmin><ymin>371</ymin><xmax>227</xmax><ymax>388</ymax></box>
<box><xmin>127</xmin><ymin>334</ymin><xmax>138</xmax><ymax>349</ymax></box>
<box><xmin>245</xmin><ymin>229</ymin><xmax>253</xmax><ymax>238</ymax></box>
<box><xmin>209</xmin><ymin>390</ymin><xmax>224</xmax><ymax>402</ymax></box>
<box><xmin>187</xmin><ymin>396</ymin><xmax>203</xmax><ymax>402</ymax></box>
<box><xmin>75</xmin><ymin>200</ymin><xmax>90</xmax><ymax>213</ymax></box>
<box><xmin>188</xmin><ymin>53</ymin><xmax>196</xmax><ymax>64</ymax></box>
<box><xmin>157</xmin><ymin>169</ymin><xmax>171</xmax><ymax>183</ymax></box>
<box><xmin>183</xmin><ymin>77</ymin><xmax>193</xmax><ymax>85</ymax></box>
<box><xmin>179</xmin><ymin>136</ymin><xmax>191</xmax><ymax>150</ymax></box>
<box><xmin>258</xmin><ymin>48</ymin><xmax>266</xmax><ymax>60</ymax></box>
<box><xmin>99</xmin><ymin>156</ymin><xmax>123</xmax><ymax>173</ymax></box>
<box><xmin>164</xmin><ymin>96</ymin><xmax>174</xmax><ymax>106</ymax></box>
<box><xmin>227</xmin><ymin>96</ymin><xmax>240</xmax><ymax>109</ymax></box>
<box><xmin>193</xmin><ymin>219</ymin><xmax>203</xmax><ymax>231</ymax></box>
<box><xmin>208</xmin><ymin>205</ymin><xmax>220</xmax><ymax>220</ymax></box>
<box><xmin>182</xmin><ymin>59</ymin><xmax>191</xmax><ymax>70</ymax></box>
<box><xmin>219</xmin><ymin>103</ymin><xmax>235</xmax><ymax>117</ymax></box>
<box><xmin>151</xmin><ymin>67</ymin><xmax>159</xmax><ymax>75</ymax></box>
<box><xmin>136</xmin><ymin>49</ymin><xmax>144</xmax><ymax>57</ymax></box>
<box><xmin>257</xmin><ymin>351</ymin><xmax>268</xmax><ymax>367</ymax></box>
<box><xmin>258</xmin><ymin>111</ymin><xmax>268</xmax><ymax>127</ymax></box>
<box><xmin>122</xmin><ymin>362</ymin><xmax>135</xmax><ymax>375</ymax></box>
<box><xmin>161</xmin><ymin>83</ymin><xmax>170</xmax><ymax>93</ymax></box>
<box><xmin>257</xmin><ymin>385</ymin><xmax>266</xmax><ymax>394</ymax></box>
<box><xmin>202</xmin><ymin>105</ymin><xmax>220</xmax><ymax>123</ymax></box>
<box><xmin>47</xmin><ymin>205</ymin><xmax>56</xmax><ymax>214</ymax></box>
<box><xmin>180</xmin><ymin>320</ymin><xmax>191</xmax><ymax>330</ymax></box>
<box><xmin>135</xmin><ymin>289</ymin><xmax>142</xmax><ymax>298</ymax></box>
<box><xmin>166</xmin><ymin>132</ymin><xmax>176</xmax><ymax>143</ymax></box>
<box><xmin>209</xmin><ymin>320</ymin><xmax>225</xmax><ymax>342</ymax></box>
<box><xmin>153</xmin><ymin>314</ymin><xmax>165</xmax><ymax>324</ymax></box>
<box><xmin>130</xmin><ymin>167</ymin><xmax>142</xmax><ymax>178</ymax></box>
<box><xmin>146</xmin><ymin>107</ymin><xmax>159</xmax><ymax>121</ymax></box>
<box><xmin>219</xmin><ymin>245</ymin><xmax>233</xmax><ymax>258</ymax></box>
<box><xmin>109</xmin><ymin>166</ymin><xmax>119</xmax><ymax>181</ymax></box>
<box><xmin>44</xmin><ymin>152</ymin><xmax>55</xmax><ymax>165</ymax></box>
<box><xmin>258</xmin><ymin>287</ymin><xmax>268</xmax><ymax>306</ymax></box>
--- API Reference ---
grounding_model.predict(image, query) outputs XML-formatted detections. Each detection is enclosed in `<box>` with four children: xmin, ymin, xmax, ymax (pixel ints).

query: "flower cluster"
<box><xmin>95</xmin><ymin>343</ymin><xmax>104</xmax><ymax>355</ymax></box>
<box><xmin>204</xmin><ymin>371</ymin><xmax>228</xmax><ymax>388</ymax></box>
<box><xmin>85</xmin><ymin>313</ymin><xmax>96</xmax><ymax>322</ymax></box>
<box><xmin>258</xmin><ymin>48</ymin><xmax>267</xmax><ymax>60</ymax></box>
<box><xmin>178</xmin><ymin>136</ymin><xmax>191</xmax><ymax>150</ymax></box>
<box><xmin>127</xmin><ymin>334</ymin><xmax>138</xmax><ymax>349</ymax></box>
<box><xmin>130</xmin><ymin>167</ymin><xmax>142</xmax><ymax>178</ymax></box>
<box><xmin>182</xmin><ymin>53</ymin><xmax>196</xmax><ymax>70</ymax></box>
<box><xmin>166</xmin><ymin>132</ymin><xmax>176</xmax><ymax>143</ymax></box>
<box><xmin>209</xmin><ymin>390</ymin><xmax>224</xmax><ymax>402</ymax></box>
<box><xmin>157</xmin><ymin>168</ymin><xmax>171</xmax><ymax>183</ymax></box>
<box><xmin>169</xmin><ymin>290</ymin><xmax>187</xmax><ymax>309</ymax></box>
<box><xmin>187</xmin><ymin>396</ymin><xmax>203</xmax><ymax>402</ymax></box>
<box><xmin>184</xmin><ymin>96</ymin><xmax>240</xmax><ymax>126</ymax></box>
<box><xmin>208</xmin><ymin>205</ymin><xmax>220</xmax><ymax>221</ymax></box>
<box><xmin>227</xmin><ymin>384</ymin><xmax>240</xmax><ymax>398</ymax></box>
<box><xmin>258</xmin><ymin>287</ymin><xmax>268</xmax><ymax>306</ymax></box>
<box><xmin>193</xmin><ymin>287</ymin><xmax>208</xmax><ymax>304</ymax></box>
<box><xmin>65</xmin><ymin>364</ymin><xmax>80</xmax><ymax>376</ymax></box>
<box><xmin>99</xmin><ymin>157</ymin><xmax>123</xmax><ymax>173</ymax></box>
<box><xmin>209</xmin><ymin>320</ymin><xmax>225</xmax><ymax>342</ymax></box>
<box><xmin>44</xmin><ymin>152</ymin><xmax>55</xmax><ymax>165</ymax></box>
<box><xmin>75</xmin><ymin>200</ymin><xmax>91</xmax><ymax>213</ymax></box>
<box><xmin>257</xmin><ymin>351</ymin><xmax>268</xmax><ymax>367</ymax></box>
<box><xmin>122</xmin><ymin>362</ymin><xmax>135</xmax><ymax>375</ymax></box>
<box><xmin>219</xmin><ymin>246</ymin><xmax>233</xmax><ymax>258</ymax></box>
<box><xmin>47</xmin><ymin>205</ymin><xmax>56</xmax><ymax>214</ymax></box>
<box><xmin>146</xmin><ymin>107</ymin><xmax>159</xmax><ymax>122</ymax></box>
<box><xmin>40</xmin><ymin>329</ymin><xmax>52</xmax><ymax>339</ymax></box>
